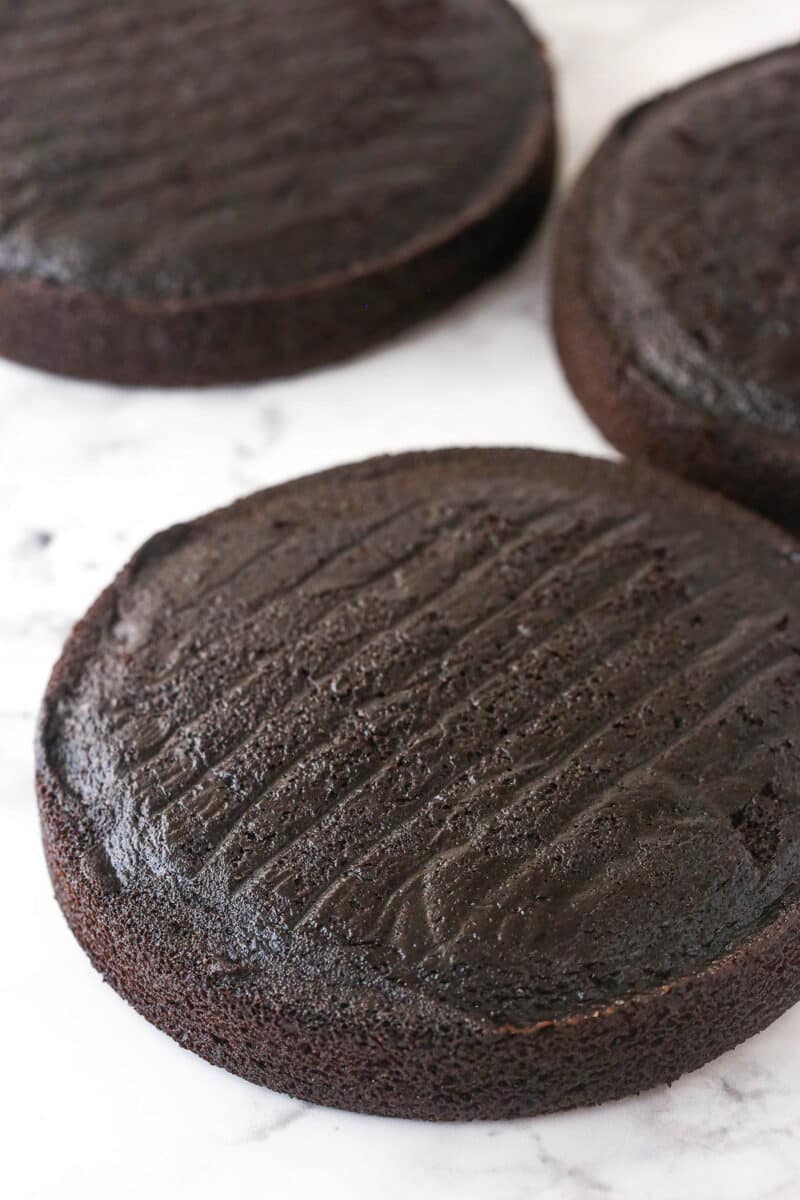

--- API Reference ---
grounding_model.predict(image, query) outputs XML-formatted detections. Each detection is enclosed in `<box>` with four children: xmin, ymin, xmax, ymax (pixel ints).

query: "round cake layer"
<box><xmin>0</xmin><ymin>0</ymin><xmax>554</xmax><ymax>383</ymax></box>
<box><xmin>555</xmin><ymin>44</ymin><xmax>800</xmax><ymax>530</ymax></box>
<box><xmin>37</xmin><ymin>449</ymin><xmax>800</xmax><ymax>1118</ymax></box>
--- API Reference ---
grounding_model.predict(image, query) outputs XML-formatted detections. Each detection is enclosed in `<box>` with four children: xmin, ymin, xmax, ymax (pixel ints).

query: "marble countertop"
<box><xmin>4</xmin><ymin>3</ymin><xmax>800</xmax><ymax>1197</ymax></box>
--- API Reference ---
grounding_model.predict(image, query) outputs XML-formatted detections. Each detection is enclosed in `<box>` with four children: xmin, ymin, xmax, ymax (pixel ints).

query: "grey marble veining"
<box><xmin>3</xmin><ymin>3</ymin><xmax>800</xmax><ymax>1197</ymax></box>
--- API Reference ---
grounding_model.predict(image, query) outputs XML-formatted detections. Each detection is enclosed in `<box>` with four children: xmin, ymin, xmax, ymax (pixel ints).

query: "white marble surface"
<box><xmin>3</xmin><ymin>3</ymin><xmax>800</xmax><ymax>1197</ymax></box>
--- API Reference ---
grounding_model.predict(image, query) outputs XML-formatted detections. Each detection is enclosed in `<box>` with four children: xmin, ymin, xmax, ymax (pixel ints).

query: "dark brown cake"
<box><xmin>37</xmin><ymin>449</ymin><xmax>800</xmax><ymax>1120</ymax></box>
<box><xmin>554</xmin><ymin>43</ymin><xmax>800</xmax><ymax>532</ymax></box>
<box><xmin>0</xmin><ymin>0</ymin><xmax>554</xmax><ymax>386</ymax></box>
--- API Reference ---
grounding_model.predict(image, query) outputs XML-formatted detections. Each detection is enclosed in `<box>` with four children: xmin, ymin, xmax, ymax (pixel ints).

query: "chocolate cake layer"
<box><xmin>555</xmin><ymin>44</ymin><xmax>800</xmax><ymax>530</ymax></box>
<box><xmin>0</xmin><ymin>0</ymin><xmax>554</xmax><ymax>384</ymax></box>
<box><xmin>37</xmin><ymin>449</ymin><xmax>800</xmax><ymax>1118</ymax></box>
